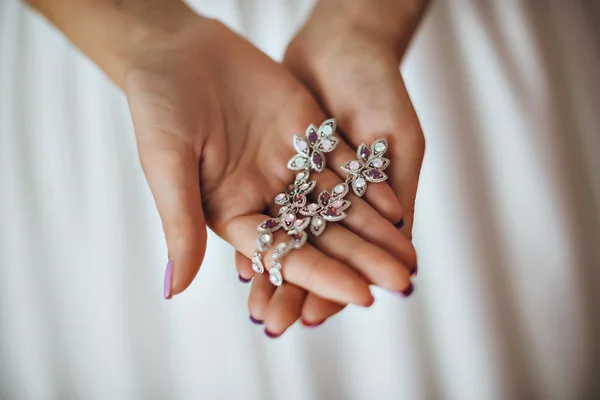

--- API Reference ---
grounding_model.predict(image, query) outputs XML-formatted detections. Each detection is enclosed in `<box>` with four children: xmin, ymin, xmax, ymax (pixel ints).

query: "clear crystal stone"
<box><xmin>259</xmin><ymin>233</ymin><xmax>271</xmax><ymax>243</ymax></box>
<box><xmin>355</xmin><ymin>177</ymin><xmax>366</xmax><ymax>188</ymax></box>
<box><xmin>372</xmin><ymin>159</ymin><xmax>383</xmax><ymax>168</ymax></box>
<box><xmin>295</xmin><ymin>158</ymin><xmax>306</xmax><ymax>168</ymax></box>
<box><xmin>269</xmin><ymin>270</ymin><xmax>282</xmax><ymax>286</ymax></box>
<box><xmin>374</xmin><ymin>142</ymin><xmax>386</xmax><ymax>152</ymax></box>
<box><xmin>334</xmin><ymin>184</ymin><xmax>345</xmax><ymax>194</ymax></box>
<box><xmin>313</xmin><ymin>216</ymin><xmax>323</xmax><ymax>226</ymax></box>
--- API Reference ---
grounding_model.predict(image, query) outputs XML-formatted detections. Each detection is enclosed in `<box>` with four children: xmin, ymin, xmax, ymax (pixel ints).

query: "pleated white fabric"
<box><xmin>1</xmin><ymin>1</ymin><xmax>599</xmax><ymax>399</ymax></box>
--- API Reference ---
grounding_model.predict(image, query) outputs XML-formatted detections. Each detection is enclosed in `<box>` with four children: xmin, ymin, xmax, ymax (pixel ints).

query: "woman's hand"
<box><xmin>28</xmin><ymin>0</ymin><xmax>418</xmax><ymax>336</ymax></box>
<box><xmin>243</xmin><ymin>0</ymin><xmax>429</xmax><ymax>332</ymax></box>
<box><xmin>123</xmin><ymin>13</ymin><xmax>417</xmax><ymax>320</ymax></box>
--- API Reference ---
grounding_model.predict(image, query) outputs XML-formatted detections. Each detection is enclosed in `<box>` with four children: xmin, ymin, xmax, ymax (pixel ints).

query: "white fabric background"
<box><xmin>1</xmin><ymin>1</ymin><xmax>599</xmax><ymax>399</ymax></box>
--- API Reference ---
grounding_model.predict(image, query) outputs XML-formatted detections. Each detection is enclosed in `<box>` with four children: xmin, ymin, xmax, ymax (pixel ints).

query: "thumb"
<box><xmin>137</xmin><ymin>134</ymin><xmax>207</xmax><ymax>299</ymax></box>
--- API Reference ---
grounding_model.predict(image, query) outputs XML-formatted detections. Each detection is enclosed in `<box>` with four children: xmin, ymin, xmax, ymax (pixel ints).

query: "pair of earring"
<box><xmin>252</xmin><ymin>119</ymin><xmax>390</xmax><ymax>286</ymax></box>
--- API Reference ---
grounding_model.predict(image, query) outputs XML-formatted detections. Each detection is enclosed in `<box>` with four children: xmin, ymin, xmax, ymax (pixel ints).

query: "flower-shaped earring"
<box><xmin>287</xmin><ymin>119</ymin><xmax>339</xmax><ymax>172</ymax></box>
<box><xmin>340</xmin><ymin>139</ymin><xmax>389</xmax><ymax>197</ymax></box>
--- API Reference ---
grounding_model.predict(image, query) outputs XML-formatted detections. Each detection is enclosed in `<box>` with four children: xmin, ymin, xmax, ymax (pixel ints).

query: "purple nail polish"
<box><xmin>395</xmin><ymin>218</ymin><xmax>405</xmax><ymax>229</ymax></box>
<box><xmin>410</xmin><ymin>264</ymin><xmax>418</xmax><ymax>276</ymax></box>
<box><xmin>397</xmin><ymin>282</ymin><xmax>415</xmax><ymax>298</ymax></box>
<box><xmin>264</xmin><ymin>328</ymin><xmax>281</xmax><ymax>339</ymax></box>
<box><xmin>249</xmin><ymin>315</ymin><xmax>264</xmax><ymax>325</ymax></box>
<box><xmin>238</xmin><ymin>275</ymin><xmax>252</xmax><ymax>284</ymax></box>
<box><xmin>360</xmin><ymin>295</ymin><xmax>376</xmax><ymax>308</ymax></box>
<box><xmin>164</xmin><ymin>260</ymin><xmax>173</xmax><ymax>300</ymax></box>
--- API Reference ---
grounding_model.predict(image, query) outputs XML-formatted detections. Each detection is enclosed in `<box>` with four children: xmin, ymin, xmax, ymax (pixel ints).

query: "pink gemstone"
<box><xmin>308</xmin><ymin>131</ymin><xmax>318</xmax><ymax>144</ymax></box>
<box><xmin>299</xmin><ymin>183</ymin><xmax>309</xmax><ymax>190</ymax></box>
<box><xmin>295</xmin><ymin>218</ymin><xmax>304</xmax><ymax>226</ymax></box>
<box><xmin>349</xmin><ymin>161</ymin><xmax>360</xmax><ymax>171</ymax></box>
<box><xmin>372</xmin><ymin>159</ymin><xmax>383</xmax><ymax>168</ymax></box>
<box><xmin>320</xmin><ymin>192</ymin><xmax>331</xmax><ymax>204</ymax></box>
<box><xmin>308</xmin><ymin>203</ymin><xmax>319</xmax><ymax>211</ymax></box>
<box><xmin>297</xmin><ymin>140</ymin><xmax>308</xmax><ymax>151</ymax></box>
<box><xmin>275</xmin><ymin>193</ymin><xmax>286</xmax><ymax>201</ymax></box>
<box><xmin>284</xmin><ymin>213</ymin><xmax>295</xmax><ymax>223</ymax></box>
<box><xmin>332</xmin><ymin>200</ymin><xmax>343</xmax><ymax>208</ymax></box>
<box><xmin>321</xmin><ymin>139</ymin><xmax>332</xmax><ymax>150</ymax></box>
<box><xmin>313</xmin><ymin>153</ymin><xmax>323</xmax><ymax>166</ymax></box>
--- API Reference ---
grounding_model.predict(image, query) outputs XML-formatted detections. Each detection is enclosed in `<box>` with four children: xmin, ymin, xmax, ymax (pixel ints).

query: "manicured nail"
<box><xmin>397</xmin><ymin>282</ymin><xmax>415</xmax><ymax>298</ymax></box>
<box><xmin>410</xmin><ymin>264</ymin><xmax>418</xmax><ymax>276</ymax></box>
<box><xmin>264</xmin><ymin>328</ymin><xmax>281</xmax><ymax>339</ymax></box>
<box><xmin>164</xmin><ymin>259</ymin><xmax>173</xmax><ymax>299</ymax></box>
<box><xmin>249</xmin><ymin>315</ymin><xmax>263</xmax><ymax>325</ymax></box>
<box><xmin>301</xmin><ymin>318</ymin><xmax>324</xmax><ymax>328</ymax></box>
<box><xmin>238</xmin><ymin>275</ymin><xmax>252</xmax><ymax>284</ymax></box>
<box><xmin>361</xmin><ymin>295</ymin><xmax>375</xmax><ymax>308</ymax></box>
<box><xmin>395</xmin><ymin>218</ymin><xmax>405</xmax><ymax>229</ymax></box>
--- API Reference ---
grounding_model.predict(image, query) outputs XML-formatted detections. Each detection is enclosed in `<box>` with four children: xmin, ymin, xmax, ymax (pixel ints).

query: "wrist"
<box><xmin>305</xmin><ymin>0</ymin><xmax>429</xmax><ymax>55</ymax></box>
<box><xmin>27</xmin><ymin>0</ymin><xmax>204</xmax><ymax>88</ymax></box>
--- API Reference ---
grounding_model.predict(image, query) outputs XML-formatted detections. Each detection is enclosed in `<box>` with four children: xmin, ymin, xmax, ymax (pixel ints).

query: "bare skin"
<box><xmin>27</xmin><ymin>0</ymin><xmax>427</xmax><ymax>336</ymax></box>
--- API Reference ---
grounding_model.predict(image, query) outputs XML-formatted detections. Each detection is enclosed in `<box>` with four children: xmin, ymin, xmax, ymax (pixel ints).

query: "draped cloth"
<box><xmin>0</xmin><ymin>1</ymin><xmax>598</xmax><ymax>399</ymax></box>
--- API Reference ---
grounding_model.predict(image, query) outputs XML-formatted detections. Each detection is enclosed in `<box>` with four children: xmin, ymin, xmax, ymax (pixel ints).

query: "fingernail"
<box><xmin>301</xmin><ymin>318</ymin><xmax>324</xmax><ymax>328</ymax></box>
<box><xmin>395</xmin><ymin>218</ymin><xmax>405</xmax><ymax>229</ymax></box>
<box><xmin>264</xmin><ymin>328</ymin><xmax>281</xmax><ymax>339</ymax></box>
<box><xmin>249</xmin><ymin>315</ymin><xmax>264</xmax><ymax>325</ymax></box>
<box><xmin>164</xmin><ymin>259</ymin><xmax>173</xmax><ymax>300</ymax></box>
<box><xmin>361</xmin><ymin>295</ymin><xmax>375</xmax><ymax>308</ymax></box>
<box><xmin>238</xmin><ymin>275</ymin><xmax>252</xmax><ymax>284</ymax></box>
<box><xmin>397</xmin><ymin>282</ymin><xmax>415</xmax><ymax>298</ymax></box>
<box><xmin>410</xmin><ymin>264</ymin><xmax>418</xmax><ymax>276</ymax></box>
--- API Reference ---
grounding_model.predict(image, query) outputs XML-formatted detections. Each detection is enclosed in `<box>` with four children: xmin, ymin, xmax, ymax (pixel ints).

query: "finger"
<box><xmin>135</xmin><ymin>133</ymin><xmax>207</xmax><ymax>299</ymax></box>
<box><xmin>307</xmin><ymin>168</ymin><xmax>417</xmax><ymax>269</ymax></box>
<box><xmin>263</xmin><ymin>283</ymin><xmax>307</xmax><ymax>337</ymax></box>
<box><xmin>310</xmin><ymin>221</ymin><xmax>412</xmax><ymax>292</ymax></box>
<box><xmin>302</xmin><ymin>294</ymin><xmax>346</xmax><ymax>326</ymax></box>
<box><xmin>381</xmin><ymin>77</ymin><xmax>425</xmax><ymax>238</ymax></box>
<box><xmin>248</xmin><ymin>272</ymin><xmax>275</xmax><ymax>323</ymax></box>
<box><xmin>235</xmin><ymin>251</ymin><xmax>254</xmax><ymax>283</ymax></box>
<box><xmin>215</xmin><ymin>214</ymin><xmax>373</xmax><ymax>306</ymax></box>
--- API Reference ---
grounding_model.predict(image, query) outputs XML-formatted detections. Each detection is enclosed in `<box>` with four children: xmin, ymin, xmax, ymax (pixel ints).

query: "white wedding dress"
<box><xmin>1</xmin><ymin>1</ymin><xmax>598</xmax><ymax>399</ymax></box>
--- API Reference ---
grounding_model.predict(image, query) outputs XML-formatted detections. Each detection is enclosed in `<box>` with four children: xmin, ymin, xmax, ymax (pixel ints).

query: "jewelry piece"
<box><xmin>252</xmin><ymin>119</ymin><xmax>338</xmax><ymax>285</ymax></box>
<box><xmin>251</xmin><ymin>119</ymin><xmax>391</xmax><ymax>288</ymax></box>
<box><xmin>340</xmin><ymin>139</ymin><xmax>389</xmax><ymax>197</ymax></box>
